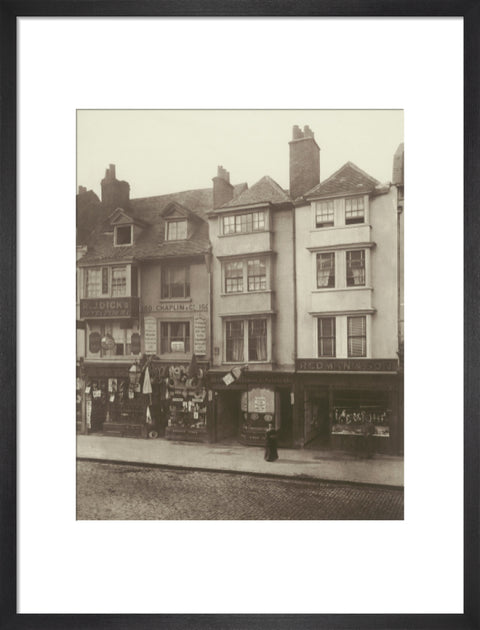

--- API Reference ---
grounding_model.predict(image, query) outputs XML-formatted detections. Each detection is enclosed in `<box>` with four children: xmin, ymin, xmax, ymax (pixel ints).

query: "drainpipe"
<box><xmin>292</xmin><ymin>202</ymin><xmax>299</xmax><ymax>447</ymax></box>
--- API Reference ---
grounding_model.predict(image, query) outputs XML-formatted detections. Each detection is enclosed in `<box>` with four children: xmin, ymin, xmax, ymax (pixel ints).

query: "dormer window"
<box><xmin>166</xmin><ymin>220</ymin><xmax>187</xmax><ymax>241</ymax></box>
<box><xmin>115</xmin><ymin>225</ymin><xmax>132</xmax><ymax>246</ymax></box>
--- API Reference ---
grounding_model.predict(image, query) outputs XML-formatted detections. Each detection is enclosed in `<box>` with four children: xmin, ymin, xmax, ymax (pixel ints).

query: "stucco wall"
<box><xmin>209</xmin><ymin>206</ymin><xmax>295</xmax><ymax>369</ymax></box>
<box><xmin>295</xmin><ymin>188</ymin><xmax>399</xmax><ymax>359</ymax></box>
<box><xmin>139</xmin><ymin>259</ymin><xmax>210</xmax><ymax>358</ymax></box>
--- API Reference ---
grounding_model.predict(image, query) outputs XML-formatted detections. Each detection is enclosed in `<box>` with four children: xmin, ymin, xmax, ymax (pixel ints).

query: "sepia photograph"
<box><xmin>76</xmin><ymin>109</ymin><xmax>404</xmax><ymax>520</ymax></box>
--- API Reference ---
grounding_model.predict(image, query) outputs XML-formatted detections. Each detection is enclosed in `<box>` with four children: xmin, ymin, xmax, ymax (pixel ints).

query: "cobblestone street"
<box><xmin>77</xmin><ymin>460</ymin><xmax>404</xmax><ymax>520</ymax></box>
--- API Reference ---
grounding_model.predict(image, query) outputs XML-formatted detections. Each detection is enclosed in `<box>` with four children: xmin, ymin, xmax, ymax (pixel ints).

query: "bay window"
<box><xmin>247</xmin><ymin>259</ymin><xmax>267</xmax><ymax>291</ymax></box>
<box><xmin>225</xmin><ymin>318</ymin><xmax>268</xmax><ymax>363</ymax></box>
<box><xmin>223</xmin><ymin>257</ymin><xmax>268</xmax><ymax>293</ymax></box>
<box><xmin>346</xmin><ymin>250</ymin><xmax>365</xmax><ymax>287</ymax></box>
<box><xmin>223</xmin><ymin>211</ymin><xmax>265</xmax><ymax>235</ymax></box>
<box><xmin>226</xmin><ymin>320</ymin><xmax>244</xmax><ymax>362</ymax></box>
<box><xmin>111</xmin><ymin>267</ymin><xmax>127</xmax><ymax>296</ymax></box>
<box><xmin>85</xmin><ymin>268</ymin><xmax>102</xmax><ymax>297</ymax></box>
<box><xmin>85</xmin><ymin>265</ymin><xmax>129</xmax><ymax>297</ymax></box>
<box><xmin>248</xmin><ymin>319</ymin><xmax>267</xmax><ymax>361</ymax></box>
<box><xmin>317</xmin><ymin>253</ymin><xmax>335</xmax><ymax>288</ymax></box>
<box><xmin>225</xmin><ymin>261</ymin><xmax>243</xmax><ymax>293</ymax></box>
<box><xmin>315</xmin><ymin>200</ymin><xmax>334</xmax><ymax>228</ymax></box>
<box><xmin>345</xmin><ymin>197</ymin><xmax>365</xmax><ymax>225</ymax></box>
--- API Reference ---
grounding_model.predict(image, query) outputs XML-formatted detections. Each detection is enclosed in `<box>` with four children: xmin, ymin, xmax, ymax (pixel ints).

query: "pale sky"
<box><xmin>77</xmin><ymin>110</ymin><xmax>403</xmax><ymax>200</ymax></box>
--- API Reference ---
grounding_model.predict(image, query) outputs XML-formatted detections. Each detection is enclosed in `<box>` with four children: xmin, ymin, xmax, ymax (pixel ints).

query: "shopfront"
<box><xmin>295</xmin><ymin>358</ymin><xmax>403</xmax><ymax>454</ymax></box>
<box><xmin>207</xmin><ymin>370</ymin><xmax>295</xmax><ymax>446</ymax></box>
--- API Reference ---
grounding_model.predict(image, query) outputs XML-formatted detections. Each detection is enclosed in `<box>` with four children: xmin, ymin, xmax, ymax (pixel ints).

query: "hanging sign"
<box><xmin>89</xmin><ymin>332</ymin><xmax>101</xmax><ymax>354</ymax></box>
<box><xmin>193</xmin><ymin>315</ymin><xmax>207</xmax><ymax>355</ymax></box>
<box><xmin>144</xmin><ymin>317</ymin><xmax>157</xmax><ymax>354</ymax></box>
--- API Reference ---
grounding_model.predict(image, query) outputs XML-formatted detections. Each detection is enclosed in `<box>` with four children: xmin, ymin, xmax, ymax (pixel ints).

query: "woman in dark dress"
<box><xmin>264</xmin><ymin>423</ymin><xmax>279</xmax><ymax>462</ymax></box>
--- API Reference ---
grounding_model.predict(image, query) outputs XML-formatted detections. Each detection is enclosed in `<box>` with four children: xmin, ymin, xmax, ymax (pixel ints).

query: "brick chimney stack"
<box><xmin>101</xmin><ymin>164</ymin><xmax>130</xmax><ymax>211</ymax></box>
<box><xmin>289</xmin><ymin>125</ymin><xmax>320</xmax><ymax>200</ymax></box>
<box><xmin>212</xmin><ymin>165</ymin><xmax>234</xmax><ymax>209</ymax></box>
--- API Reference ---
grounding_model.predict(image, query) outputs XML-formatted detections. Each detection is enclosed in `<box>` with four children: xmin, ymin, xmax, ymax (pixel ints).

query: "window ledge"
<box><xmin>312</xmin><ymin>286</ymin><xmax>373</xmax><ymax>293</ymax></box>
<box><xmin>159</xmin><ymin>297</ymin><xmax>192</xmax><ymax>303</ymax></box>
<box><xmin>310</xmin><ymin>224</ymin><xmax>371</xmax><ymax>232</ymax></box>
<box><xmin>218</xmin><ymin>230</ymin><xmax>271</xmax><ymax>238</ymax></box>
<box><xmin>84</xmin><ymin>357</ymin><xmax>136</xmax><ymax>363</ymax></box>
<box><xmin>220</xmin><ymin>290</ymin><xmax>273</xmax><ymax>297</ymax></box>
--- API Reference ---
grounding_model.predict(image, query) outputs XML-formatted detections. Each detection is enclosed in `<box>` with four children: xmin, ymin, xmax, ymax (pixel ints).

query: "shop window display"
<box><xmin>165</xmin><ymin>362</ymin><xmax>208</xmax><ymax>442</ymax></box>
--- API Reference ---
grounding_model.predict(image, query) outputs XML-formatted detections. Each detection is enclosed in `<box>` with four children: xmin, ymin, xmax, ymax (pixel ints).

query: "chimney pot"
<box><xmin>213</xmin><ymin>165</ymin><xmax>234</xmax><ymax>208</ymax></box>
<box><xmin>292</xmin><ymin>125</ymin><xmax>303</xmax><ymax>140</ymax></box>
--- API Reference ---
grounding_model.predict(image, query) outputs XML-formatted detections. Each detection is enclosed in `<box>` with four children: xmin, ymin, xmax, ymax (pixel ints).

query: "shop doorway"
<box><xmin>277</xmin><ymin>389</ymin><xmax>293</xmax><ymax>447</ymax></box>
<box><xmin>304</xmin><ymin>392</ymin><xmax>330</xmax><ymax>446</ymax></box>
<box><xmin>215</xmin><ymin>390</ymin><xmax>242</xmax><ymax>442</ymax></box>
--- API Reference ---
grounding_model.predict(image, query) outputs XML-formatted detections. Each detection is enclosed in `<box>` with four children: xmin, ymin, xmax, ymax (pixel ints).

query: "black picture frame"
<box><xmin>1</xmin><ymin>2</ymin><xmax>478</xmax><ymax>629</ymax></box>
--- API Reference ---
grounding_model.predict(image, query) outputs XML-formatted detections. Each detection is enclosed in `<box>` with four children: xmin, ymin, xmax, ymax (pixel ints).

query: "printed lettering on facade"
<box><xmin>193</xmin><ymin>315</ymin><xmax>207</xmax><ymax>355</ymax></box>
<box><xmin>144</xmin><ymin>317</ymin><xmax>157</xmax><ymax>354</ymax></box>
<box><xmin>296</xmin><ymin>358</ymin><xmax>398</xmax><ymax>372</ymax></box>
<box><xmin>141</xmin><ymin>303</ymin><xmax>209</xmax><ymax>313</ymax></box>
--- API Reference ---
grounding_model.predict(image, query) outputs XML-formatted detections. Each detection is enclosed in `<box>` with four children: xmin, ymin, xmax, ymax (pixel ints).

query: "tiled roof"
<box><xmin>304</xmin><ymin>162</ymin><xmax>380</xmax><ymax>199</ymax></box>
<box><xmin>78</xmin><ymin>187</ymin><xmax>214</xmax><ymax>265</ymax></box>
<box><xmin>220</xmin><ymin>176</ymin><xmax>291</xmax><ymax>209</ymax></box>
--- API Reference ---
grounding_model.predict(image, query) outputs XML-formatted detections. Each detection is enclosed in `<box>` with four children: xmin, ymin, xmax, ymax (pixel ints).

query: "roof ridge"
<box><xmin>131</xmin><ymin>186</ymin><xmax>212</xmax><ymax>203</ymax></box>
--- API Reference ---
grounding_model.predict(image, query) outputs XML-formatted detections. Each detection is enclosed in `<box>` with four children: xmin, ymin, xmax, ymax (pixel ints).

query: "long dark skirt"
<box><xmin>264</xmin><ymin>431</ymin><xmax>279</xmax><ymax>462</ymax></box>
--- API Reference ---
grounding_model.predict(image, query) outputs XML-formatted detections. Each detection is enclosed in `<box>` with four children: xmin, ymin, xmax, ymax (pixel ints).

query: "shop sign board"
<box><xmin>248</xmin><ymin>387</ymin><xmax>274</xmax><ymax>413</ymax></box>
<box><xmin>296</xmin><ymin>358</ymin><xmax>398</xmax><ymax>372</ymax></box>
<box><xmin>80</xmin><ymin>297</ymin><xmax>139</xmax><ymax>319</ymax></box>
<box><xmin>144</xmin><ymin>317</ymin><xmax>157</xmax><ymax>354</ymax></box>
<box><xmin>193</xmin><ymin>315</ymin><xmax>207</xmax><ymax>355</ymax></box>
<box><xmin>141</xmin><ymin>302</ymin><xmax>208</xmax><ymax>313</ymax></box>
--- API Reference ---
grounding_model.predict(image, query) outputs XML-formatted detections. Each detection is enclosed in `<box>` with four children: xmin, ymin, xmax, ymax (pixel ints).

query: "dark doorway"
<box><xmin>277</xmin><ymin>389</ymin><xmax>293</xmax><ymax>447</ymax></box>
<box><xmin>215</xmin><ymin>390</ymin><xmax>242</xmax><ymax>441</ymax></box>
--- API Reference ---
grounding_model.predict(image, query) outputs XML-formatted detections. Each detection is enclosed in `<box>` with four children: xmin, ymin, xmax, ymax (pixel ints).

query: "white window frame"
<box><xmin>165</xmin><ymin>219</ymin><xmax>188</xmax><ymax>241</ymax></box>
<box><xmin>224</xmin><ymin>317</ymin><xmax>270</xmax><ymax>363</ymax></box>
<box><xmin>315</xmin><ymin>200</ymin><xmax>335</xmax><ymax>228</ymax></box>
<box><xmin>160</xmin><ymin>320</ymin><xmax>191</xmax><ymax>355</ymax></box>
<box><xmin>222</xmin><ymin>210</ymin><xmax>267</xmax><ymax>235</ymax></box>
<box><xmin>222</xmin><ymin>257</ymin><xmax>269</xmax><ymax>294</ymax></box>
<box><xmin>83</xmin><ymin>265</ymin><xmax>130</xmax><ymax>298</ymax></box>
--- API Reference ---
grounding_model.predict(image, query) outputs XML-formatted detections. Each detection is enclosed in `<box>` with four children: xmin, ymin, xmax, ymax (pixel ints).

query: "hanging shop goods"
<box><xmin>165</xmin><ymin>364</ymin><xmax>209</xmax><ymax>442</ymax></box>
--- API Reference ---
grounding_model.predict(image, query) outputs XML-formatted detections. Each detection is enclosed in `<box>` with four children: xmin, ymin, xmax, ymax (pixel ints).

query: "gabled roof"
<box><xmin>162</xmin><ymin>200</ymin><xmax>203</xmax><ymax>223</ymax></box>
<box><xmin>78</xmin><ymin>187</ymin><xmax>213</xmax><ymax>266</ymax></box>
<box><xmin>220</xmin><ymin>175</ymin><xmax>291</xmax><ymax>209</ymax></box>
<box><xmin>304</xmin><ymin>162</ymin><xmax>380</xmax><ymax>199</ymax></box>
<box><xmin>109</xmin><ymin>207</ymin><xmax>150</xmax><ymax>228</ymax></box>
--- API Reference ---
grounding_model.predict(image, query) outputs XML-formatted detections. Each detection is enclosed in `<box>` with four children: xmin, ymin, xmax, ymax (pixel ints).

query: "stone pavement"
<box><xmin>77</xmin><ymin>435</ymin><xmax>404</xmax><ymax>488</ymax></box>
